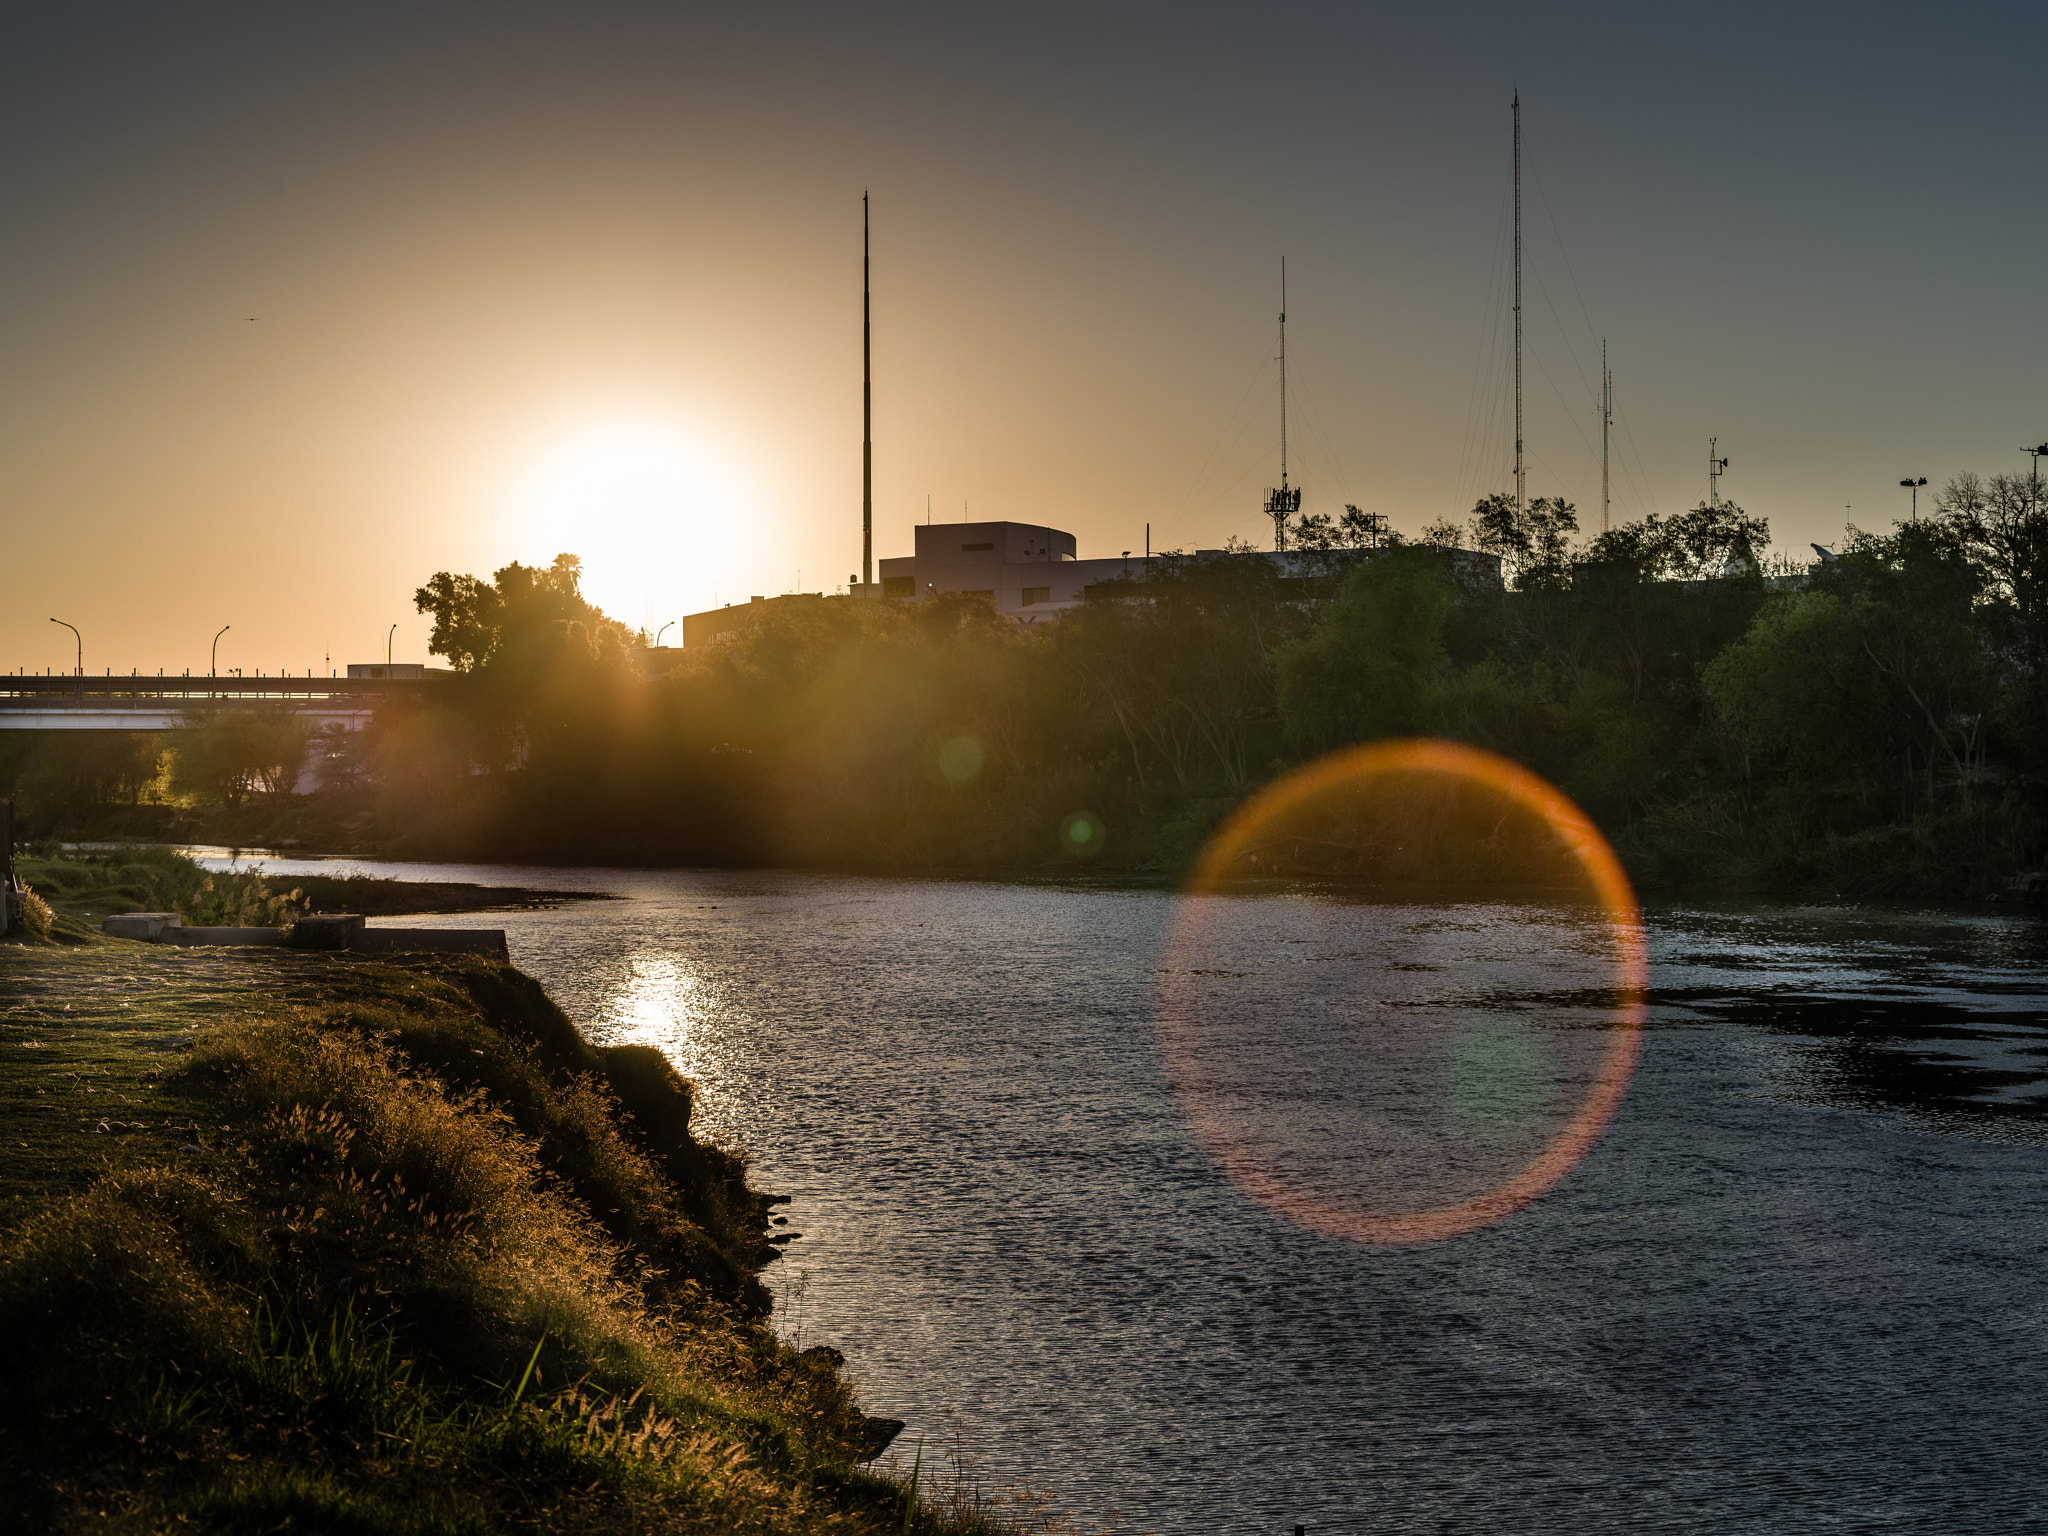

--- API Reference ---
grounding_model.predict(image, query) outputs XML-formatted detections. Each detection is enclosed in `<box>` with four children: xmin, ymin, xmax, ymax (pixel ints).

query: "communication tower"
<box><xmin>862</xmin><ymin>193</ymin><xmax>873</xmax><ymax>588</ymax></box>
<box><xmin>1263</xmin><ymin>259</ymin><xmax>1301</xmax><ymax>550</ymax></box>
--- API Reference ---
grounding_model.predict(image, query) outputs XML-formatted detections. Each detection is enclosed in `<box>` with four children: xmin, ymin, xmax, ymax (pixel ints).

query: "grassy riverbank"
<box><xmin>12</xmin><ymin>843</ymin><xmax>613</xmax><ymax>932</ymax></box>
<box><xmin>0</xmin><ymin>924</ymin><xmax>1056</xmax><ymax>1532</ymax></box>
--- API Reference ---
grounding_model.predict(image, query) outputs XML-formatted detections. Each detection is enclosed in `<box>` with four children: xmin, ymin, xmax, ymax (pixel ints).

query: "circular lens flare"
<box><xmin>1160</xmin><ymin>739</ymin><xmax>1647</xmax><ymax>1246</ymax></box>
<box><xmin>1061</xmin><ymin>810</ymin><xmax>1105</xmax><ymax>857</ymax></box>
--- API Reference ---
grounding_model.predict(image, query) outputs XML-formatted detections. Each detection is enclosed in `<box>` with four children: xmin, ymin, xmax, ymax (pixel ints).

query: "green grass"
<box><xmin>13</xmin><ymin>843</ymin><xmax>215</xmax><ymax>928</ymax></box>
<box><xmin>0</xmin><ymin>934</ymin><xmax>1078</xmax><ymax>1533</ymax></box>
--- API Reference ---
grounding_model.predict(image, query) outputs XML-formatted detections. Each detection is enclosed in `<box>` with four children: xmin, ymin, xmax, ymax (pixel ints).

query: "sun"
<box><xmin>506</xmin><ymin>418</ymin><xmax>746</xmax><ymax>631</ymax></box>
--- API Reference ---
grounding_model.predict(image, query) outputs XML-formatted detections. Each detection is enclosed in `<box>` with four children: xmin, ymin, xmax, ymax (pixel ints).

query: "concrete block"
<box><xmin>165</xmin><ymin>925</ymin><xmax>288</xmax><ymax>946</ymax></box>
<box><xmin>101</xmin><ymin>912</ymin><xmax>181</xmax><ymax>942</ymax></box>
<box><xmin>293</xmin><ymin>914</ymin><xmax>367</xmax><ymax>949</ymax></box>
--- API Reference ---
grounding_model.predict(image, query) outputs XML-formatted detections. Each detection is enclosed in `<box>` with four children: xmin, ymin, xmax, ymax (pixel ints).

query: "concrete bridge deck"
<box><xmin>0</xmin><ymin>673</ymin><xmax>442</xmax><ymax>730</ymax></box>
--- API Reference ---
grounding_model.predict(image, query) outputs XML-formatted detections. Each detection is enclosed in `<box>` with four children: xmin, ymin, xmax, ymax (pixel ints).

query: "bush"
<box><xmin>12</xmin><ymin>884</ymin><xmax>54</xmax><ymax>938</ymax></box>
<box><xmin>179</xmin><ymin>867</ymin><xmax>306</xmax><ymax>926</ymax></box>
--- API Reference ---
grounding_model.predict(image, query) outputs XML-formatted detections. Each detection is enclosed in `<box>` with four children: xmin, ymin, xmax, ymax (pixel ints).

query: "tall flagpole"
<box><xmin>1601</xmin><ymin>339</ymin><xmax>1612</xmax><ymax>534</ymax></box>
<box><xmin>862</xmin><ymin>192</ymin><xmax>873</xmax><ymax>589</ymax></box>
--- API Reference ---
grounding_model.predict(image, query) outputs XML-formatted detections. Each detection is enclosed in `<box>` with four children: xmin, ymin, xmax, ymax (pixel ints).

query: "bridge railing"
<box><xmin>0</xmin><ymin>674</ymin><xmax>445</xmax><ymax>707</ymax></box>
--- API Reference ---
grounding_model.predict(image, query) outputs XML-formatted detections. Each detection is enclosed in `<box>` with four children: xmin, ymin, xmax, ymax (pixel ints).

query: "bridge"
<box><xmin>0</xmin><ymin>672</ymin><xmax>444</xmax><ymax>731</ymax></box>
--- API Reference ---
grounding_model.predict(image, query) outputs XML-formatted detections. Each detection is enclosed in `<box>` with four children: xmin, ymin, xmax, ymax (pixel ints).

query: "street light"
<box><xmin>386</xmin><ymin>623</ymin><xmax>396</xmax><ymax>667</ymax></box>
<box><xmin>1899</xmin><ymin>476</ymin><xmax>1927</xmax><ymax>519</ymax></box>
<box><xmin>211</xmin><ymin>624</ymin><xmax>230</xmax><ymax>700</ymax></box>
<box><xmin>49</xmin><ymin>618</ymin><xmax>80</xmax><ymax>678</ymax></box>
<box><xmin>654</xmin><ymin>621</ymin><xmax>675</xmax><ymax>647</ymax></box>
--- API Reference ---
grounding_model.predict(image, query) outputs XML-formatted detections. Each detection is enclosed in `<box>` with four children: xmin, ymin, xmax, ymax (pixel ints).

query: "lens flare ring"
<box><xmin>1159</xmin><ymin>738</ymin><xmax>1648</xmax><ymax>1246</ymax></box>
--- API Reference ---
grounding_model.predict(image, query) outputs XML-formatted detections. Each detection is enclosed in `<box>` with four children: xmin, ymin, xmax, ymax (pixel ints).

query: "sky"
<box><xmin>4</xmin><ymin>0</ymin><xmax>2046</xmax><ymax>674</ymax></box>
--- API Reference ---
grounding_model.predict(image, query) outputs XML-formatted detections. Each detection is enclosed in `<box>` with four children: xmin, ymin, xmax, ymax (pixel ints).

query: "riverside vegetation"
<box><xmin>6</xmin><ymin>474</ymin><xmax>2045</xmax><ymax>898</ymax></box>
<box><xmin>0</xmin><ymin>856</ymin><xmax>1068</xmax><ymax>1533</ymax></box>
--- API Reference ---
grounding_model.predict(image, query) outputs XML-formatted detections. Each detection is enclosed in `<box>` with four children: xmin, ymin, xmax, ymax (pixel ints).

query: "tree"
<box><xmin>1277</xmin><ymin>548</ymin><xmax>1456</xmax><ymax>753</ymax></box>
<box><xmin>414</xmin><ymin>553</ymin><xmax>635</xmax><ymax>675</ymax></box>
<box><xmin>1930</xmin><ymin>470</ymin><xmax>2048</xmax><ymax>781</ymax></box>
<box><xmin>1468</xmin><ymin>493</ymin><xmax>1578</xmax><ymax>587</ymax></box>
<box><xmin>1581</xmin><ymin>501</ymin><xmax>1769</xmax><ymax>583</ymax></box>
<box><xmin>9</xmin><ymin>732</ymin><xmax>165</xmax><ymax>827</ymax></box>
<box><xmin>168</xmin><ymin>710</ymin><xmax>310</xmax><ymax>807</ymax></box>
<box><xmin>1289</xmin><ymin>503</ymin><xmax>1397</xmax><ymax>552</ymax></box>
<box><xmin>1708</xmin><ymin>523</ymin><xmax>1992</xmax><ymax>815</ymax></box>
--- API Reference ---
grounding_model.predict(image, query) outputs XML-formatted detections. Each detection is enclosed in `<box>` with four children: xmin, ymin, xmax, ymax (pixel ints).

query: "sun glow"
<box><xmin>506</xmin><ymin>418</ymin><xmax>749</xmax><ymax>632</ymax></box>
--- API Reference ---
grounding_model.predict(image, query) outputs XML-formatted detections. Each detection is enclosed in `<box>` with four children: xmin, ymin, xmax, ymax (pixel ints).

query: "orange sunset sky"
<box><xmin>5</xmin><ymin>1</ymin><xmax>2044</xmax><ymax>673</ymax></box>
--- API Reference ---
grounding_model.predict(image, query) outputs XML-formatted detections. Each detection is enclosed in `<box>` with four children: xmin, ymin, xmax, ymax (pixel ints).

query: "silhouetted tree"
<box><xmin>1468</xmin><ymin>493</ymin><xmax>1579</xmax><ymax>586</ymax></box>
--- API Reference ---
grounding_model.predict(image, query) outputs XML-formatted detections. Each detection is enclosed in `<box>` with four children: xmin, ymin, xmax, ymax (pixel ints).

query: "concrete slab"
<box><xmin>101</xmin><ymin>912</ymin><xmax>181</xmax><ymax>941</ymax></box>
<box><xmin>165</xmin><ymin>925</ymin><xmax>288</xmax><ymax>946</ymax></box>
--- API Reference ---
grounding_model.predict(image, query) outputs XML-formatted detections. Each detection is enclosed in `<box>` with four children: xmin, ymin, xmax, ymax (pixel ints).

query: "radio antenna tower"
<box><xmin>1264</xmin><ymin>259</ymin><xmax>1301</xmax><ymax>551</ymax></box>
<box><xmin>1600</xmin><ymin>340</ymin><xmax>1612</xmax><ymax>534</ymax></box>
<box><xmin>1513</xmin><ymin>91</ymin><xmax>1525</xmax><ymax>516</ymax></box>
<box><xmin>1708</xmin><ymin>437</ymin><xmax>1728</xmax><ymax>508</ymax></box>
<box><xmin>861</xmin><ymin>192</ymin><xmax>873</xmax><ymax>589</ymax></box>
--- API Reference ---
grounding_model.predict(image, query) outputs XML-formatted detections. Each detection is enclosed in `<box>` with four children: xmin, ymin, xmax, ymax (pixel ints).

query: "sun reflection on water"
<box><xmin>584</xmin><ymin>951</ymin><xmax>736</xmax><ymax>1128</ymax></box>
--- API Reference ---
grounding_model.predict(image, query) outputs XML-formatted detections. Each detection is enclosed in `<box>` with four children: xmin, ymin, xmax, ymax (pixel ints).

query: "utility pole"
<box><xmin>862</xmin><ymin>192</ymin><xmax>873</xmax><ymax>590</ymax></box>
<box><xmin>1513</xmin><ymin>92</ymin><xmax>1524</xmax><ymax>517</ymax></box>
<box><xmin>1599</xmin><ymin>340</ymin><xmax>1612</xmax><ymax>535</ymax></box>
<box><xmin>1708</xmin><ymin>438</ymin><xmax>1728</xmax><ymax>508</ymax></box>
<box><xmin>1899</xmin><ymin>476</ymin><xmax>1927</xmax><ymax>520</ymax></box>
<box><xmin>2027</xmin><ymin>443</ymin><xmax>2048</xmax><ymax>514</ymax></box>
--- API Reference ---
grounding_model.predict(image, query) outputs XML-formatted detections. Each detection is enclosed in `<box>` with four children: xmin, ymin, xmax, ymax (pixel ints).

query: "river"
<box><xmin>201</xmin><ymin>855</ymin><xmax>2048</xmax><ymax>1532</ymax></box>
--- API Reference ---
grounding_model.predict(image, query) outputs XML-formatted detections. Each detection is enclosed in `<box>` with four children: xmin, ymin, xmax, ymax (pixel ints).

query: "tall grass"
<box><xmin>0</xmin><ymin>950</ymin><xmax>1075</xmax><ymax>1532</ymax></box>
<box><xmin>179</xmin><ymin>866</ymin><xmax>306</xmax><ymax>925</ymax></box>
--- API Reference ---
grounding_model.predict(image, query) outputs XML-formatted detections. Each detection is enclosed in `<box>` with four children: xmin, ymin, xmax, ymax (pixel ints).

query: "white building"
<box><xmin>880</xmin><ymin>521</ymin><xmax>1110</xmax><ymax>623</ymax></box>
<box><xmin>875</xmin><ymin>520</ymin><xmax>1499</xmax><ymax>623</ymax></box>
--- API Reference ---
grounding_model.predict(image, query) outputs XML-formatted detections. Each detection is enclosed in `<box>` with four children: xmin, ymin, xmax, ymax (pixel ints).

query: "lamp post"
<box><xmin>1899</xmin><ymin>476</ymin><xmax>1927</xmax><ymax>520</ymax></box>
<box><xmin>386</xmin><ymin>624</ymin><xmax>396</xmax><ymax>667</ymax></box>
<box><xmin>49</xmin><ymin>618</ymin><xmax>80</xmax><ymax>679</ymax></box>
<box><xmin>654</xmin><ymin>621</ymin><xmax>674</xmax><ymax>647</ymax></box>
<box><xmin>211</xmin><ymin>625</ymin><xmax>230</xmax><ymax>700</ymax></box>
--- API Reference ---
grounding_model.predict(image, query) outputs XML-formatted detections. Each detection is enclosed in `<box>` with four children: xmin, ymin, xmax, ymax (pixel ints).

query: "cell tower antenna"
<box><xmin>1513</xmin><ymin>90</ymin><xmax>1524</xmax><ymax>516</ymax></box>
<box><xmin>1263</xmin><ymin>260</ymin><xmax>1302</xmax><ymax>551</ymax></box>
<box><xmin>1600</xmin><ymin>340</ymin><xmax>1612</xmax><ymax>535</ymax></box>
<box><xmin>862</xmin><ymin>191</ymin><xmax>873</xmax><ymax>589</ymax></box>
<box><xmin>1708</xmin><ymin>437</ymin><xmax>1728</xmax><ymax>508</ymax></box>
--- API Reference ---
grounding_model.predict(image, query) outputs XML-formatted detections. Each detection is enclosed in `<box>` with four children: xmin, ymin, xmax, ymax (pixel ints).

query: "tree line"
<box><xmin>6</xmin><ymin>476</ymin><xmax>2043</xmax><ymax>897</ymax></box>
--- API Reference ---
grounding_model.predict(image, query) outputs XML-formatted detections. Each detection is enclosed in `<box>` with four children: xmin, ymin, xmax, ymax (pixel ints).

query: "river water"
<box><xmin>202</xmin><ymin>856</ymin><xmax>2048</xmax><ymax>1532</ymax></box>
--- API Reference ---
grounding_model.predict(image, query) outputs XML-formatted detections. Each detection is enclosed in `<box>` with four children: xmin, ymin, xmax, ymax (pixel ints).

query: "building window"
<box><xmin>1021</xmin><ymin>586</ymin><xmax>1051</xmax><ymax>607</ymax></box>
<box><xmin>882</xmin><ymin>576</ymin><xmax>914</xmax><ymax>599</ymax></box>
<box><xmin>961</xmin><ymin>542</ymin><xmax>994</xmax><ymax>552</ymax></box>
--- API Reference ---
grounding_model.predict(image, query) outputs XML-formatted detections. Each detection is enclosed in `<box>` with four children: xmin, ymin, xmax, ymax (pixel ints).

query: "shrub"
<box><xmin>13</xmin><ymin>884</ymin><xmax>53</xmax><ymax>938</ymax></box>
<box><xmin>179</xmin><ymin>867</ymin><xmax>306</xmax><ymax>926</ymax></box>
